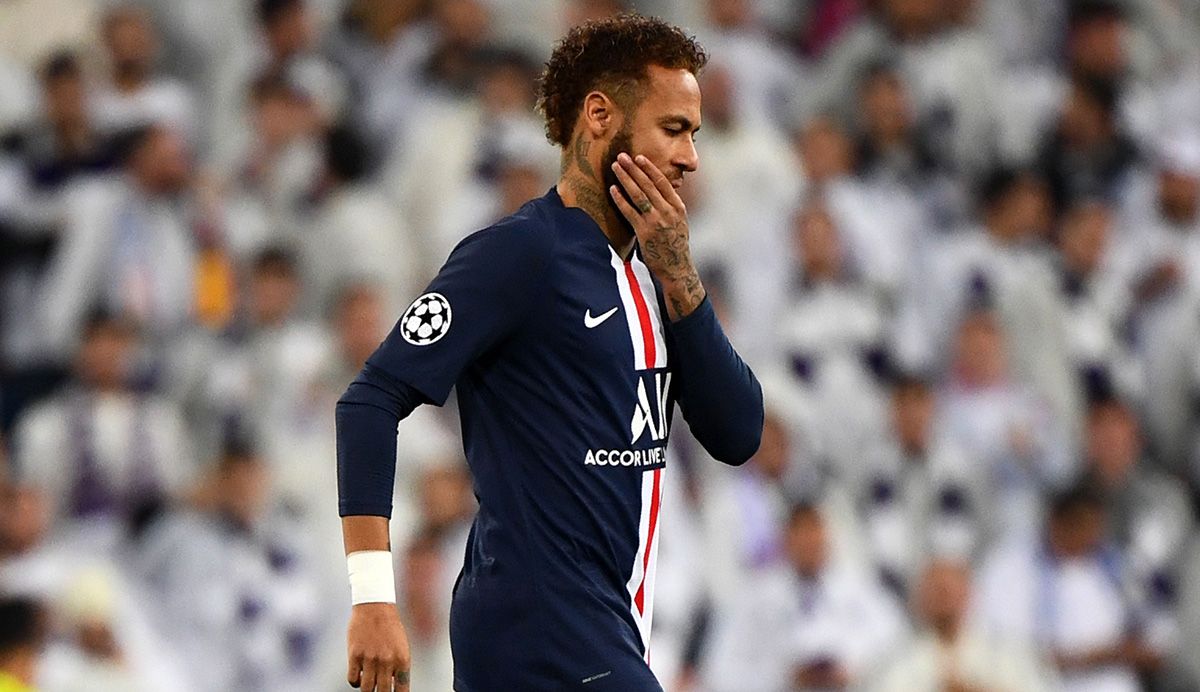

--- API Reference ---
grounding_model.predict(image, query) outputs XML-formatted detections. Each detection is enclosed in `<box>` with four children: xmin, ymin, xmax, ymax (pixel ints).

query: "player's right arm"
<box><xmin>336</xmin><ymin>216</ymin><xmax>554</xmax><ymax>691</ymax></box>
<box><xmin>343</xmin><ymin>515</ymin><xmax>410</xmax><ymax>691</ymax></box>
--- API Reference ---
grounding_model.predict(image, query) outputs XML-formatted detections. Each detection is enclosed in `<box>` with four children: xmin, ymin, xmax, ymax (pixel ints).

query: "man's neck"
<box><xmin>556</xmin><ymin>136</ymin><xmax>635</xmax><ymax>258</ymax></box>
<box><xmin>931</xmin><ymin>617</ymin><xmax>962</xmax><ymax>645</ymax></box>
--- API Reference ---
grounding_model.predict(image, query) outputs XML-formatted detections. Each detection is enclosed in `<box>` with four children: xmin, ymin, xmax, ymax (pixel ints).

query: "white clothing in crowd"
<box><xmin>38</xmin><ymin>176</ymin><xmax>197</xmax><ymax>359</ymax></box>
<box><xmin>701</xmin><ymin>560</ymin><xmax>907</xmax><ymax>692</ymax></box>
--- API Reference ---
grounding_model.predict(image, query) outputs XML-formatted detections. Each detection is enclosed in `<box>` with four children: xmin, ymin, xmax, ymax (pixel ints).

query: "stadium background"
<box><xmin>1</xmin><ymin>0</ymin><xmax>1200</xmax><ymax>689</ymax></box>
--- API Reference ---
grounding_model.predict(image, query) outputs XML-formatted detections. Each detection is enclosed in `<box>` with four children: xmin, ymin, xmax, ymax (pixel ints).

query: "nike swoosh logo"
<box><xmin>584</xmin><ymin>306</ymin><xmax>619</xmax><ymax>329</ymax></box>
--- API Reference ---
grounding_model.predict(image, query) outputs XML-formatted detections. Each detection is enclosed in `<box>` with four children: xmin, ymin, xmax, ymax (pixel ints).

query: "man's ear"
<box><xmin>581</xmin><ymin>90</ymin><xmax>619</xmax><ymax>139</ymax></box>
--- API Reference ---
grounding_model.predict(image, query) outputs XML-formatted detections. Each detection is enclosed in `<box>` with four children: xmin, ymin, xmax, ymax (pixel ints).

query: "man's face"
<box><xmin>77</xmin><ymin>324</ymin><xmax>136</xmax><ymax>390</ymax></box>
<box><xmin>1050</xmin><ymin>506</ymin><xmax>1106</xmax><ymax>558</ymax></box>
<box><xmin>793</xmin><ymin>206</ymin><xmax>842</xmax><ymax>280</ymax></box>
<box><xmin>786</xmin><ymin>511</ymin><xmax>828</xmax><ymax>578</ymax></box>
<box><xmin>1070</xmin><ymin>17</ymin><xmax>1127</xmax><ymax>79</ymax></box>
<box><xmin>1087</xmin><ymin>404</ymin><xmax>1139</xmax><ymax>485</ymax></box>
<box><xmin>219</xmin><ymin>458</ymin><xmax>271</xmax><ymax>526</ymax></box>
<box><xmin>1158</xmin><ymin>170</ymin><xmax>1200</xmax><ymax>224</ymax></box>
<box><xmin>249</xmin><ymin>267</ymin><xmax>299</xmax><ymax>327</ymax></box>
<box><xmin>892</xmin><ymin>383</ymin><xmax>933</xmax><ymax>452</ymax></box>
<box><xmin>954</xmin><ymin>313</ymin><xmax>1007</xmax><ymax>386</ymax></box>
<box><xmin>337</xmin><ymin>288</ymin><xmax>386</xmax><ymax>366</ymax></box>
<box><xmin>105</xmin><ymin>12</ymin><xmax>158</xmax><ymax>76</ymax></box>
<box><xmin>861</xmin><ymin>72</ymin><xmax>911</xmax><ymax>144</ymax></box>
<box><xmin>45</xmin><ymin>74</ymin><xmax>87</xmax><ymax>128</ymax></box>
<box><xmin>991</xmin><ymin>177</ymin><xmax>1052</xmax><ymax>242</ymax></box>
<box><xmin>601</xmin><ymin>65</ymin><xmax>701</xmax><ymax>224</ymax></box>
<box><xmin>750</xmin><ymin>414</ymin><xmax>789</xmax><ymax>481</ymax></box>
<box><xmin>1058</xmin><ymin>203</ymin><xmax>1110</xmax><ymax>275</ymax></box>
<box><xmin>266</xmin><ymin>4</ymin><xmax>315</xmax><ymax>58</ymax></box>
<box><xmin>916</xmin><ymin>561</ymin><xmax>970</xmax><ymax>630</ymax></box>
<box><xmin>132</xmin><ymin>129</ymin><xmax>191</xmax><ymax>194</ymax></box>
<box><xmin>796</xmin><ymin>117</ymin><xmax>853</xmax><ymax>183</ymax></box>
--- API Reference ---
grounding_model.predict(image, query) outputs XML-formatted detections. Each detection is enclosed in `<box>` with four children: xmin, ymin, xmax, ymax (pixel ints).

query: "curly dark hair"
<box><xmin>536</xmin><ymin>14</ymin><xmax>708</xmax><ymax>147</ymax></box>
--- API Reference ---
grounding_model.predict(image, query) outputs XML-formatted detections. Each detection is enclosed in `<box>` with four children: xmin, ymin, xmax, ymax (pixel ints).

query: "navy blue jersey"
<box><xmin>337</xmin><ymin>187</ymin><xmax>763</xmax><ymax>691</ymax></box>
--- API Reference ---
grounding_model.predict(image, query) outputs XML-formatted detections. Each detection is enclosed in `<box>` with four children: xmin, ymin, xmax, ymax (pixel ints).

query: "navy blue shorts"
<box><xmin>449</xmin><ymin>573</ymin><xmax>663</xmax><ymax>692</ymax></box>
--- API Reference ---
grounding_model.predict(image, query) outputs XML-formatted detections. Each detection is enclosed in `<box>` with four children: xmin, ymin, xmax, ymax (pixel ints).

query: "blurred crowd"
<box><xmin>1</xmin><ymin>0</ymin><xmax>1199</xmax><ymax>690</ymax></box>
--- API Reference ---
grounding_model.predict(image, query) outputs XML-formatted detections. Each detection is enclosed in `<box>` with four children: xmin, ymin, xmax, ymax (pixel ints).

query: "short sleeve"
<box><xmin>366</xmin><ymin>216</ymin><xmax>554</xmax><ymax>405</ymax></box>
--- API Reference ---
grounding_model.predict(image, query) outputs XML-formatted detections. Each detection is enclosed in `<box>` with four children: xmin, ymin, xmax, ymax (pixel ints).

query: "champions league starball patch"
<box><xmin>401</xmin><ymin>292</ymin><xmax>452</xmax><ymax>346</ymax></box>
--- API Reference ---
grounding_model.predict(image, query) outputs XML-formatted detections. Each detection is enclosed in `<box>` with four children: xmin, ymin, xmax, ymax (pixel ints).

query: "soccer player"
<box><xmin>336</xmin><ymin>14</ymin><xmax>764</xmax><ymax>692</ymax></box>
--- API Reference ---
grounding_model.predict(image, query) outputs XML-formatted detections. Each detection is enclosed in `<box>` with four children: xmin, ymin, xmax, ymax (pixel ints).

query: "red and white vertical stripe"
<box><xmin>610</xmin><ymin>249</ymin><xmax>667</xmax><ymax>371</ymax></box>
<box><xmin>625</xmin><ymin>466</ymin><xmax>664</xmax><ymax>657</ymax></box>
<box><xmin>610</xmin><ymin>248</ymin><xmax>669</xmax><ymax>656</ymax></box>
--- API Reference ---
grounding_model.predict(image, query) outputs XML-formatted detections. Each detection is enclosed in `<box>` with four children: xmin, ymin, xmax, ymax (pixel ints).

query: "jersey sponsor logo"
<box><xmin>584</xmin><ymin>306</ymin><xmax>619</xmax><ymax>329</ymax></box>
<box><xmin>583</xmin><ymin>372</ymin><xmax>671</xmax><ymax>468</ymax></box>
<box><xmin>583</xmin><ymin>446</ymin><xmax>666</xmax><ymax>467</ymax></box>
<box><xmin>630</xmin><ymin>372</ymin><xmax>670</xmax><ymax>444</ymax></box>
<box><xmin>400</xmin><ymin>292</ymin><xmax>452</xmax><ymax>346</ymax></box>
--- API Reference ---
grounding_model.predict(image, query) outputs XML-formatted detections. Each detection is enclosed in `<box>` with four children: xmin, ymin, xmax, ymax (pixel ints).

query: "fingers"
<box><xmin>610</xmin><ymin>157</ymin><xmax>656</xmax><ymax>214</ymax></box>
<box><xmin>360</xmin><ymin>657</ymin><xmax>379</xmax><ymax>692</ymax></box>
<box><xmin>348</xmin><ymin>653</ymin><xmax>362</xmax><ymax>688</ymax></box>
<box><xmin>609</xmin><ymin>184</ymin><xmax>642</xmax><ymax>226</ymax></box>
<box><xmin>361</xmin><ymin>660</ymin><xmax>402</xmax><ymax>692</ymax></box>
<box><xmin>632</xmin><ymin>153</ymin><xmax>683</xmax><ymax>209</ymax></box>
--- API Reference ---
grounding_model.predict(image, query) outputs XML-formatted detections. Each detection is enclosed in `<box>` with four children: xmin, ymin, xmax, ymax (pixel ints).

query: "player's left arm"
<box><xmin>610</xmin><ymin>153</ymin><xmax>764</xmax><ymax>465</ymax></box>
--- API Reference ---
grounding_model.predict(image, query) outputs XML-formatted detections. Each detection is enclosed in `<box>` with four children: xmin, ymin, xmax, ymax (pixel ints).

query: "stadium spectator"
<box><xmin>37</xmin><ymin>125</ymin><xmax>196</xmax><ymax>360</ymax></box>
<box><xmin>0</xmin><ymin>51</ymin><xmax>112</xmax><ymax>225</ymax></box>
<box><xmin>897</xmin><ymin>168</ymin><xmax>1082</xmax><ymax>430</ymax></box>
<box><xmin>398</xmin><ymin>529</ymin><xmax>453</xmax><ymax>692</ymax></box>
<box><xmin>0</xmin><ymin>483</ymin><xmax>47</xmax><ymax>562</ymax></box>
<box><xmin>852</xmin><ymin>61</ymin><xmax>963</xmax><ymax>231</ymax></box>
<box><xmin>702</xmin><ymin>502</ymin><xmax>906</xmax><ymax>691</ymax></box>
<box><xmin>682</xmin><ymin>63</ymin><xmax>801</xmax><ymax>359</ymax></box>
<box><xmin>775</xmin><ymin>201</ymin><xmax>889</xmax><ymax>480</ymax></box>
<box><xmin>389</xmin><ymin>46</ymin><xmax>550</xmax><ymax>269</ymax></box>
<box><xmin>255</xmin><ymin>0</ymin><xmax>347</xmax><ymax>124</ymax></box>
<box><xmin>1124</xmin><ymin>131</ymin><xmax>1200</xmax><ymax>474</ymax></box>
<box><xmin>792</xmin><ymin>115</ymin><xmax>915</xmax><ymax>302</ymax></box>
<box><xmin>814</xmin><ymin>0</ymin><xmax>1000</xmax><ymax>178</ymax></box>
<box><xmin>132</xmin><ymin>444</ymin><xmax>324</xmax><ymax>691</ymax></box>
<box><xmin>92</xmin><ymin>6</ymin><xmax>196</xmax><ymax>139</ymax></box>
<box><xmin>1080</xmin><ymin>395</ymin><xmax>1193</xmax><ymax>642</ymax></box>
<box><xmin>201</xmin><ymin>248</ymin><xmax>328</xmax><ymax>491</ymax></box>
<box><xmin>35</xmin><ymin>567</ymin><xmax>142</xmax><ymax>692</ymax></box>
<box><xmin>858</xmin><ymin>374</ymin><xmax>978</xmax><ymax>596</ymax></box>
<box><xmin>1054</xmin><ymin>200</ymin><xmax>1142</xmax><ymax>401</ymax></box>
<box><xmin>697</xmin><ymin>0</ymin><xmax>806</xmax><ymax>130</ymax></box>
<box><xmin>301</xmin><ymin>124</ymin><xmax>417</xmax><ymax>319</ymax></box>
<box><xmin>217</xmin><ymin>73</ymin><xmax>323</xmax><ymax>261</ymax></box>
<box><xmin>11</xmin><ymin>311</ymin><xmax>195</xmax><ymax>542</ymax></box>
<box><xmin>936</xmin><ymin>309</ymin><xmax>1075</xmax><ymax>541</ymax></box>
<box><xmin>699</xmin><ymin>410</ymin><xmax>796</xmax><ymax>611</ymax></box>
<box><xmin>974</xmin><ymin>485</ymin><xmax>1171</xmax><ymax>692</ymax></box>
<box><xmin>327</xmin><ymin>0</ymin><xmax>439</xmax><ymax>147</ymax></box>
<box><xmin>1036</xmin><ymin>76</ymin><xmax>1140</xmax><ymax>211</ymax></box>
<box><xmin>0</xmin><ymin>51</ymin><xmax>115</xmax><ymax>374</ymax></box>
<box><xmin>870</xmin><ymin>559</ymin><xmax>1058</xmax><ymax>691</ymax></box>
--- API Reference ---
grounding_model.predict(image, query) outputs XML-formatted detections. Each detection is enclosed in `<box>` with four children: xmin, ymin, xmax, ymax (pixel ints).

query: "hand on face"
<box><xmin>608</xmin><ymin>152</ymin><xmax>705</xmax><ymax>319</ymax></box>
<box><xmin>608</xmin><ymin>152</ymin><xmax>689</xmax><ymax>270</ymax></box>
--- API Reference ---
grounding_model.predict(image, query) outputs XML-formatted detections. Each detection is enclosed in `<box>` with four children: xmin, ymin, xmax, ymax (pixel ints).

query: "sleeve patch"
<box><xmin>400</xmin><ymin>292</ymin><xmax>453</xmax><ymax>346</ymax></box>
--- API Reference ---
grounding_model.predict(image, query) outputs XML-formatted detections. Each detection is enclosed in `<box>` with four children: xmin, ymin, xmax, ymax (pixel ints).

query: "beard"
<box><xmin>601</xmin><ymin>125</ymin><xmax>637</xmax><ymax>236</ymax></box>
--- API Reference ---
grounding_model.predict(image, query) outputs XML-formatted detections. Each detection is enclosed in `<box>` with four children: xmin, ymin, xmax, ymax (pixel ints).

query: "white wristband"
<box><xmin>347</xmin><ymin>550</ymin><xmax>396</xmax><ymax>605</ymax></box>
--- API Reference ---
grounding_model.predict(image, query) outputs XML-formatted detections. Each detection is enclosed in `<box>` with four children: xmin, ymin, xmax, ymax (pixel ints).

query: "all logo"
<box><xmin>630</xmin><ymin>372</ymin><xmax>671</xmax><ymax>444</ymax></box>
<box><xmin>401</xmin><ymin>292</ymin><xmax>452</xmax><ymax>346</ymax></box>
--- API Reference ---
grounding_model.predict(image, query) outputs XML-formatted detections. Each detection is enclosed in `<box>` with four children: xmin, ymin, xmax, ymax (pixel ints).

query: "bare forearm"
<box><xmin>659</xmin><ymin>270</ymin><xmax>705</xmax><ymax>321</ymax></box>
<box><xmin>343</xmin><ymin>515</ymin><xmax>391</xmax><ymax>555</ymax></box>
